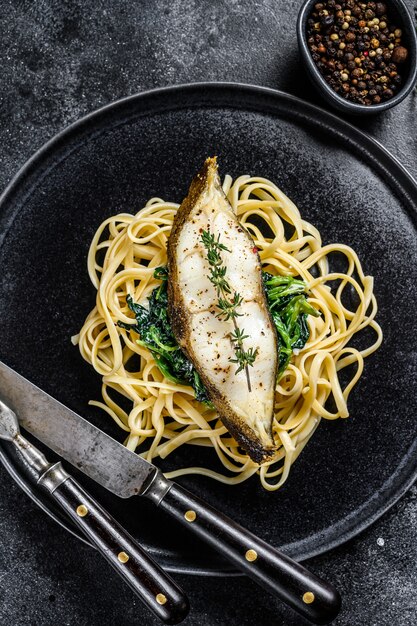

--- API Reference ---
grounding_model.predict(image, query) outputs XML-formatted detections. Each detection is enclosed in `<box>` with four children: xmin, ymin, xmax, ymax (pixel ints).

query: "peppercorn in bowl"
<box><xmin>297</xmin><ymin>0</ymin><xmax>417</xmax><ymax>114</ymax></box>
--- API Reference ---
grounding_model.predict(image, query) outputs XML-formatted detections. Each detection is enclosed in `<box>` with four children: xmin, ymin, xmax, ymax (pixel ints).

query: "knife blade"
<box><xmin>0</xmin><ymin>360</ymin><xmax>341</xmax><ymax>625</ymax></box>
<box><xmin>0</xmin><ymin>361</ymin><xmax>155</xmax><ymax>498</ymax></box>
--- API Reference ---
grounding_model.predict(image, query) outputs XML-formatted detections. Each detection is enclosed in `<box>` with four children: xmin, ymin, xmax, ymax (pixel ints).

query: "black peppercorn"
<box><xmin>321</xmin><ymin>14</ymin><xmax>335</xmax><ymax>31</ymax></box>
<box><xmin>375</xmin><ymin>3</ymin><xmax>387</xmax><ymax>16</ymax></box>
<box><xmin>306</xmin><ymin>0</ymin><xmax>406</xmax><ymax>105</ymax></box>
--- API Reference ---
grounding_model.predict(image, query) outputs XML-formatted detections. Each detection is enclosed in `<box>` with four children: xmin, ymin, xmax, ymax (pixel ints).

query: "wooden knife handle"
<box><xmin>154</xmin><ymin>481</ymin><xmax>341</xmax><ymax>625</ymax></box>
<box><xmin>38</xmin><ymin>463</ymin><xmax>189</xmax><ymax>625</ymax></box>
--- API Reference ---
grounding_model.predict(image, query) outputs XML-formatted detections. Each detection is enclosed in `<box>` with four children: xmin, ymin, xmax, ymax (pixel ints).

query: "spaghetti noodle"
<box><xmin>72</xmin><ymin>173</ymin><xmax>382</xmax><ymax>490</ymax></box>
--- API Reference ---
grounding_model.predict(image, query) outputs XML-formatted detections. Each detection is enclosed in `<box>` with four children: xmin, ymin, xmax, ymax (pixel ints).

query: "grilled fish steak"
<box><xmin>167</xmin><ymin>158</ymin><xmax>278</xmax><ymax>463</ymax></box>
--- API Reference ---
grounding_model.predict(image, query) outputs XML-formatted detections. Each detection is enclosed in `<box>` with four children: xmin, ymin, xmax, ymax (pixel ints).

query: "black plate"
<box><xmin>1</xmin><ymin>83</ymin><xmax>417</xmax><ymax>576</ymax></box>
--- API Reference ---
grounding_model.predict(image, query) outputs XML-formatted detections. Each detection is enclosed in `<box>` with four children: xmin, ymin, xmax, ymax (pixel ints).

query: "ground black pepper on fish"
<box><xmin>306</xmin><ymin>1</ymin><xmax>409</xmax><ymax>105</ymax></box>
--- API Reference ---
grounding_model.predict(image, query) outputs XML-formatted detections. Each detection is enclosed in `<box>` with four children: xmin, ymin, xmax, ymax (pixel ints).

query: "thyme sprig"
<box><xmin>201</xmin><ymin>229</ymin><xmax>258</xmax><ymax>391</ymax></box>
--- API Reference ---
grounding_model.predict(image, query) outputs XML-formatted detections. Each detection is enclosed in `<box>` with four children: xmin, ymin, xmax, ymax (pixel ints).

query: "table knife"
<box><xmin>0</xmin><ymin>360</ymin><xmax>341</xmax><ymax>624</ymax></box>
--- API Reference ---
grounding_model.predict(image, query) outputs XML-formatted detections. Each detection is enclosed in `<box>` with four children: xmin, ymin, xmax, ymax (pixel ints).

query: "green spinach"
<box><xmin>118</xmin><ymin>267</ymin><xmax>210</xmax><ymax>403</ymax></box>
<box><xmin>262</xmin><ymin>273</ymin><xmax>320</xmax><ymax>378</ymax></box>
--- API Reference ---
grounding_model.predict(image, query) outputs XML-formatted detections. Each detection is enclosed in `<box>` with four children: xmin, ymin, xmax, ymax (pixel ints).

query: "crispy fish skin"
<box><xmin>167</xmin><ymin>157</ymin><xmax>278</xmax><ymax>464</ymax></box>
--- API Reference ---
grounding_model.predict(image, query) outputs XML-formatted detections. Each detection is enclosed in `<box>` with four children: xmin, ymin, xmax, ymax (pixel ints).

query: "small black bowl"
<box><xmin>297</xmin><ymin>0</ymin><xmax>417</xmax><ymax>115</ymax></box>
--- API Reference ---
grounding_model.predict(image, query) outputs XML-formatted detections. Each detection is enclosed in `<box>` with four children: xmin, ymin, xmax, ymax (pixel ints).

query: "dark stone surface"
<box><xmin>0</xmin><ymin>1</ymin><xmax>416</xmax><ymax>625</ymax></box>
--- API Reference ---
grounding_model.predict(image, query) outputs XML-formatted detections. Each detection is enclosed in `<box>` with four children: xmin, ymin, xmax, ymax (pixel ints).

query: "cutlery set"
<box><xmin>0</xmin><ymin>361</ymin><xmax>341</xmax><ymax>624</ymax></box>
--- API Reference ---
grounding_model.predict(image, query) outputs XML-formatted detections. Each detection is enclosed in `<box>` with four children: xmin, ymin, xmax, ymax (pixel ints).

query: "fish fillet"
<box><xmin>167</xmin><ymin>158</ymin><xmax>278</xmax><ymax>463</ymax></box>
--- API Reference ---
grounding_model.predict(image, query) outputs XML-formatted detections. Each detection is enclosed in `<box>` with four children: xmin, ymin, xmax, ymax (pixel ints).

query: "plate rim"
<box><xmin>1</xmin><ymin>81</ymin><xmax>417</xmax><ymax>576</ymax></box>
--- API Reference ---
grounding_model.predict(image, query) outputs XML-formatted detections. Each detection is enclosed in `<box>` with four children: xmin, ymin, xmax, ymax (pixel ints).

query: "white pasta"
<box><xmin>73</xmin><ymin>173</ymin><xmax>382</xmax><ymax>491</ymax></box>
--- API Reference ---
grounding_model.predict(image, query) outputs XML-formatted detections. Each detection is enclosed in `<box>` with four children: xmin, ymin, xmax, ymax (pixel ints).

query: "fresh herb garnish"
<box><xmin>200</xmin><ymin>229</ymin><xmax>258</xmax><ymax>392</ymax></box>
<box><xmin>118</xmin><ymin>266</ymin><xmax>320</xmax><ymax>403</ymax></box>
<box><xmin>263</xmin><ymin>272</ymin><xmax>320</xmax><ymax>378</ymax></box>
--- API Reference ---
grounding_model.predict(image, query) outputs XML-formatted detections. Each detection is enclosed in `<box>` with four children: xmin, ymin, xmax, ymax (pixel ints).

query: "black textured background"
<box><xmin>0</xmin><ymin>1</ymin><xmax>416</xmax><ymax>625</ymax></box>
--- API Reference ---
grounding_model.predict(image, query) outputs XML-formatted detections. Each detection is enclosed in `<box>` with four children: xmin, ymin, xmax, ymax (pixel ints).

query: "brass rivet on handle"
<box><xmin>156</xmin><ymin>593</ymin><xmax>167</xmax><ymax>605</ymax></box>
<box><xmin>76</xmin><ymin>505</ymin><xmax>88</xmax><ymax>517</ymax></box>
<box><xmin>184</xmin><ymin>510</ymin><xmax>197</xmax><ymax>522</ymax></box>
<box><xmin>118</xmin><ymin>551</ymin><xmax>129</xmax><ymax>564</ymax></box>
<box><xmin>245</xmin><ymin>549</ymin><xmax>258</xmax><ymax>562</ymax></box>
<box><xmin>303</xmin><ymin>591</ymin><xmax>315</xmax><ymax>604</ymax></box>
